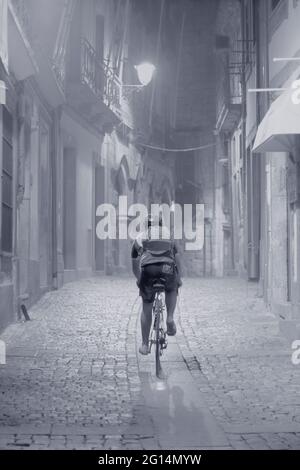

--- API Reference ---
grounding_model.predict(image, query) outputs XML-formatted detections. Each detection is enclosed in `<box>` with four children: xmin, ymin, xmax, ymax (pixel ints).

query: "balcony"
<box><xmin>80</xmin><ymin>38</ymin><xmax>105</xmax><ymax>99</ymax></box>
<box><xmin>67</xmin><ymin>38</ymin><xmax>131</xmax><ymax>131</ymax></box>
<box><xmin>215</xmin><ymin>54</ymin><xmax>242</xmax><ymax>134</ymax></box>
<box><xmin>51</xmin><ymin>0</ymin><xmax>76</xmax><ymax>95</ymax></box>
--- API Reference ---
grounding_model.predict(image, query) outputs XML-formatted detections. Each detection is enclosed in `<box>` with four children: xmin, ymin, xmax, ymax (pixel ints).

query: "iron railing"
<box><xmin>105</xmin><ymin>66</ymin><xmax>122</xmax><ymax>112</ymax></box>
<box><xmin>52</xmin><ymin>0</ymin><xmax>75</xmax><ymax>92</ymax></box>
<box><xmin>81</xmin><ymin>37</ymin><xmax>104</xmax><ymax>97</ymax></box>
<box><xmin>81</xmin><ymin>37</ymin><xmax>122</xmax><ymax>114</ymax></box>
<box><xmin>216</xmin><ymin>47</ymin><xmax>243</xmax><ymax>132</ymax></box>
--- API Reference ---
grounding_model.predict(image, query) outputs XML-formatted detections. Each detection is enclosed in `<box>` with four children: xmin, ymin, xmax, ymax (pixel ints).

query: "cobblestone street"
<box><xmin>0</xmin><ymin>277</ymin><xmax>299</xmax><ymax>450</ymax></box>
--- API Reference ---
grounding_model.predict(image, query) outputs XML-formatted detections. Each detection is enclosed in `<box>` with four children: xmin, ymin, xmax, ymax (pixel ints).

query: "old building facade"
<box><xmin>215</xmin><ymin>0</ymin><xmax>300</xmax><ymax>332</ymax></box>
<box><xmin>0</xmin><ymin>0</ymin><xmax>176</xmax><ymax>331</ymax></box>
<box><xmin>4</xmin><ymin>0</ymin><xmax>294</xmax><ymax>333</ymax></box>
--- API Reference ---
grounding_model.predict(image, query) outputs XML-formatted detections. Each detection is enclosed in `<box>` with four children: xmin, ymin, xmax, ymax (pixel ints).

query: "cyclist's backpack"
<box><xmin>140</xmin><ymin>239</ymin><xmax>176</xmax><ymax>268</ymax></box>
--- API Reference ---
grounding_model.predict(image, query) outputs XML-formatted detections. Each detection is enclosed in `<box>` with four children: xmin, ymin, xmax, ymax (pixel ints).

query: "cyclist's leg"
<box><xmin>165</xmin><ymin>290</ymin><xmax>177</xmax><ymax>336</ymax></box>
<box><xmin>141</xmin><ymin>300</ymin><xmax>153</xmax><ymax>347</ymax></box>
<box><xmin>165</xmin><ymin>290</ymin><xmax>177</xmax><ymax>321</ymax></box>
<box><xmin>163</xmin><ymin>264</ymin><xmax>178</xmax><ymax>335</ymax></box>
<box><xmin>139</xmin><ymin>265</ymin><xmax>157</xmax><ymax>354</ymax></box>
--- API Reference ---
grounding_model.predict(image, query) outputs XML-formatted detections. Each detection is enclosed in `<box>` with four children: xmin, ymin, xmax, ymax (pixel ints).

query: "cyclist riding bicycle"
<box><xmin>131</xmin><ymin>214</ymin><xmax>183</xmax><ymax>355</ymax></box>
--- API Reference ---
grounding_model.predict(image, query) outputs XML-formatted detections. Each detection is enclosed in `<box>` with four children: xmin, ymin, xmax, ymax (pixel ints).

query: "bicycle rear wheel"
<box><xmin>155</xmin><ymin>301</ymin><xmax>162</xmax><ymax>377</ymax></box>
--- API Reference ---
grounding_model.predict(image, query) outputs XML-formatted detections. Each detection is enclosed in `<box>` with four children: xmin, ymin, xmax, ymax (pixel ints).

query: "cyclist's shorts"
<box><xmin>139</xmin><ymin>262</ymin><xmax>178</xmax><ymax>303</ymax></box>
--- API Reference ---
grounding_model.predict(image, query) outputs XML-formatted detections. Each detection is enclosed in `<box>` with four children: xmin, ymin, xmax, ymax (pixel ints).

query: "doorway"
<box><xmin>39</xmin><ymin>126</ymin><xmax>51</xmax><ymax>288</ymax></box>
<box><xmin>94</xmin><ymin>164</ymin><xmax>105</xmax><ymax>271</ymax></box>
<box><xmin>63</xmin><ymin>148</ymin><xmax>76</xmax><ymax>271</ymax></box>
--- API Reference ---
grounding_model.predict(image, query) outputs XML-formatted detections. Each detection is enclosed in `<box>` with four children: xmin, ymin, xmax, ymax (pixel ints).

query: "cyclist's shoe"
<box><xmin>139</xmin><ymin>343</ymin><xmax>150</xmax><ymax>355</ymax></box>
<box><xmin>166</xmin><ymin>320</ymin><xmax>177</xmax><ymax>336</ymax></box>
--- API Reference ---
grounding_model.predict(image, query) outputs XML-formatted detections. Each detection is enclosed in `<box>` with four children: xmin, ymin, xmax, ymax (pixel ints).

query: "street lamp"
<box><xmin>122</xmin><ymin>62</ymin><xmax>156</xmax><ymax>92</ymax></box>
<box><xmin>135</xmin><ymin>62</ymin><xmax>156</xmax><ymax>86</ymax></box>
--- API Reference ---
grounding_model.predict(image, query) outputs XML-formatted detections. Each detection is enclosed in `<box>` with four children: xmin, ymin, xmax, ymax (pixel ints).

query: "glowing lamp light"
<box><xmin>134</xmin><ymin>62</ymin><xmax>156</xmax><ymax>86</ymax></box>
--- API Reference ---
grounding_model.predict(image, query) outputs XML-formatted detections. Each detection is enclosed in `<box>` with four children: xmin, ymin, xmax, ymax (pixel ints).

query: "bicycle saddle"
<box><xmin>152</xmin><ymin>278</ymin><xmax>166</xmax><ymax>291</ymax></box>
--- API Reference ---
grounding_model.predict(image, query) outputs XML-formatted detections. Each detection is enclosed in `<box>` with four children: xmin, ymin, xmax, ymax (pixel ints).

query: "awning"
<box><xmin>253</xmin><ymin>87</ymin><xmax>300</xmax><ymax>153</ymax></box>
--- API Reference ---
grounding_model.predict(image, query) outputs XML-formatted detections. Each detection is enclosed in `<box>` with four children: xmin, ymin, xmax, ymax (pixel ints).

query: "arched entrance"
<box><xmin>161</xmin><ymin>182</ymin><xmax>173</xmax><ymax>205</ymax></box>
<box><xmin>113</xmin><ymin>156</ymin><xmax>132</xmax><ymax>272</ymax></box>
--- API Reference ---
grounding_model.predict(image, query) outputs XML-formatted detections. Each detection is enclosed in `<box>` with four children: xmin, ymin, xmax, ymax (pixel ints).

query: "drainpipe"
<box><xmin>240</xmin><ymin>0</ymin><xmax>246</xmax><ymax>166</ymax></box>
<box><xmin>15</xmin><ymin>113</ymin><xmax>25</xmax><ymax>320</ymax></box>
<box><xmin>262</xmin><ymin>0</ymin><xmax>271</xmax><ymax>304</ymax></box>
<box><xmin>239</xmin><ymin>0</ymin><xmax>247</xmax><ymax>276</ymax></box>
<box><xmin>51</xmin><ymin>107</ymin><xmax>61</xmax><ymax>290</ymax></box>
<box><xmin>255</xmin><ymin>0</ymin><xmax>262</xmax><ymax>290</ymax></box>
<box><xmin>16</xmin><ymin>87</ymin><xmax>30</xmax><ymax>320</ymax></box>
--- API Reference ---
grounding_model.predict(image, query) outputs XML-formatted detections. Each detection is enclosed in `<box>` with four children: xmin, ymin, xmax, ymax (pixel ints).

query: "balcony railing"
<box><xmin>52</xmin><ymin>59</ymin><xmax>66</xmax><ymax>93</ymax></box>
<box><xmin>216</xmin><ymin>53</ymin><xmax>242</xmax><ymax>132</ymax></box>
<box><xmin>104</xmin><ymin>66</ymin><xmax>122</xmax><ymax>113</ymax></box>
<box><xmin>81</xmin><ymin>38</ymin><xmax>104</xmax><ymax>97</ymax></box>
<box><xmin>81</xmin><ymin>38</ymin><xmax>122</xmax><ymax>114</ymax></box>
<box><xmin>52</xmin><ymin>0</ymin><xmax>75</xmax><ymax>93</ymax></box>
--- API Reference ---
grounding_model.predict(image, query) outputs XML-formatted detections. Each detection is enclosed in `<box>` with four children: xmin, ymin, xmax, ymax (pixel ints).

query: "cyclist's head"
<box><xmin>146</xmin><ymin>214</ymin><xmax>163</xmax><ymax>228</ymax></box>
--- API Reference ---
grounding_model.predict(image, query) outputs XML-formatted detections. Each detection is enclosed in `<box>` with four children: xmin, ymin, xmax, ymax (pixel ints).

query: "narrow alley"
<box><xmin>1</xmin><ymin>0</ymin><xmax>300</xmax><ymax>457</ymax></box>
<box><xmin>0</xmin><ymin>276</ymin><xmax>299</xmax><ymax>450</ymax></box>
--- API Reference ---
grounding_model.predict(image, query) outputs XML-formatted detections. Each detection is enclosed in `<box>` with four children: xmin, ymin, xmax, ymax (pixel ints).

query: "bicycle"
<box><xmin>148</xmin><ymin>278</ymin><xmax>168</xmax><ymax>378</ymax></box>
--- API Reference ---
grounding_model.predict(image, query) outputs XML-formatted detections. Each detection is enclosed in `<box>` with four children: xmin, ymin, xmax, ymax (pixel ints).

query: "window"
<box><xmin>222</xmin><ymin>162</ymin><xmax>230</xmax><ymax>214</ymax></box>
<box><xmin>1</xmin><ymin>106</ymin><xmax>13</xmax><ymax>253</ymax></box>
<box><xmin>95</xmin><ymin>14</ymin><xmax>104</xmax><ymax>64</ymax></box>
<box><xmin>271</xmin><ymin>0</ymin><xmax>282</xmax><ymax>10</ymax></box>
<box><xmin>244</xmin><ymin>0</ymin><xmax>257</xmax><ymax>75</ymax></box>
<box><xmin>269</xmin><ymin>0</ymin><xmax>288</xmax><ymax>37</ymax></box>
